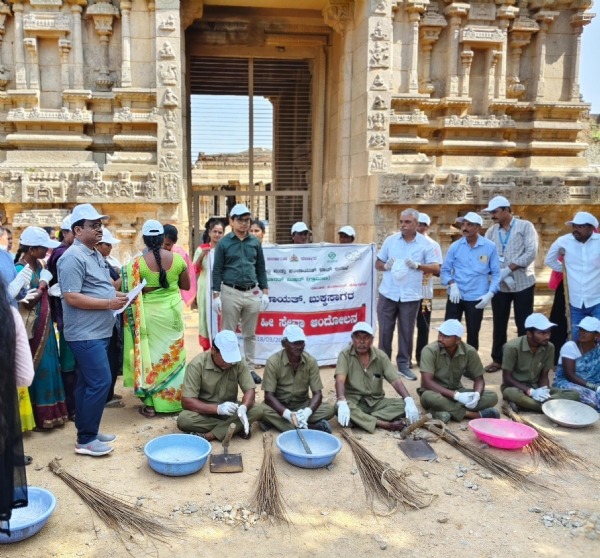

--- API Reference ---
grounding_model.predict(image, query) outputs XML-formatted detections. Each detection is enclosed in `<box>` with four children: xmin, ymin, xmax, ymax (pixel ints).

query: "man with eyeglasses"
<box><xmin>57</xmin><ymin>204</ymin><xmax>128</xmax><ymax>457</ymax></box>
<box><xmin>257</xmin><ymin>325</ymin><xmax>335</xmax><ymax>433</ymax></box>
<box><xmin>212</xmin><ymin>204</ymin><xmax>269</xmax><ymax>384</ymax></box>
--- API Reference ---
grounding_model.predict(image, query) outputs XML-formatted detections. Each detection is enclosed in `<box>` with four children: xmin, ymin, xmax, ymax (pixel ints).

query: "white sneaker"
<box><xmin>97</xmin><ymin>432</ymin><xmax>117</xmax><ymax>443</ymax></box>
<box><xmin>75</xmin><ymin>439</ymin><xmax>114</xmax><ymax>456</ymax></box>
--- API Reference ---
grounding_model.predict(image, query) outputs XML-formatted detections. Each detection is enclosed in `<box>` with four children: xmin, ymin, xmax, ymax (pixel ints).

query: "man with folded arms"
<box><xmin>418</xmin><ymin>319</ymin><xmax>499</xmax><ymax>424</ymax></box>
<box><xmin>258</xmin><ymin>325</ymin><xmax>335</xmax><ymax>433</ymax></box>
<box><xmin>177</xmin><ymin>330</ymin><xmax>262</xmax><ymax>441</ymax></box>
<box><xmin>335</xmin><ymin>322</ymin><xmax>420</xmax><ymax>432</ymax></box>
<box><xmin>501</xmin><ymin>313</ymin><xmax>580</xmax><ymax>412</ymax></box>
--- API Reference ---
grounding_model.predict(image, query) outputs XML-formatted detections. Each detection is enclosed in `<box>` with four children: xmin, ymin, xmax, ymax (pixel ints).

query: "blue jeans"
<box><xmin>570</xmin><ymin>303</ymin><xmax>600</xmax><ymax>340</ymax></box>
<box><xmin>67</xmin><ymin>338</ymin><xmax>112</xmax><ymax>444</ymax></box>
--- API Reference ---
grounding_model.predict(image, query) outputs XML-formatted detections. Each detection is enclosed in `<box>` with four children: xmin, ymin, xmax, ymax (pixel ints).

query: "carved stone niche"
<box><xmin>377</xmin><ymin>172</ymin><xmax>474</xmax><ymax>204</ymax></box>
<box><xmin>21</xmin><ymin>171</ymin><xmax>68</xmax><ymax>203</ymax></box>
<box><xmin>12</xmin><ymin>208</ymin><xmax>70</xmax><ymax>229</ymax></box>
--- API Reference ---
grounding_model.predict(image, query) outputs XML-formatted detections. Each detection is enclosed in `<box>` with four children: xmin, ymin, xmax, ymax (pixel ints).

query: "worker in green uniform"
<box><xmin>258</xmin><ymin>325</ymin><xmax>335</xmax><ymax>433</ymax></box>
<box><xmin>501</xmin><ymin>313</ymin><xmax>580</xmax><ymax>412</ymax></box>
<box><xmin>335</xmin><ymin>322</ymin><xmax>420</xmax><ymax>433</ymax></box>
<box><xmin>177</xmin><ymin>330</ymin><xmax>262</xmax><ymax>441</ymax></box>
<box><xmin>418</xmin><ymin>319</ymin><xmax>500</xmax><ymax>423</ymax></box>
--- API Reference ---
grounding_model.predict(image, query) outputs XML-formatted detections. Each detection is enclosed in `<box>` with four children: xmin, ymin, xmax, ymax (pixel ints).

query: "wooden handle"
<box><xmin>222</xmin><ymin>423</ymin><xmax>236</xmax><ymax>449</ymax></box>
<box><xmin>558</xmin><ymin>247</ymin><xmax>572</xmax><ymax>340</ymax></box>
<box><xmin>400</xmin><ymin>414</ymin><xmax>431</xmax><ymax>440</ymax></box>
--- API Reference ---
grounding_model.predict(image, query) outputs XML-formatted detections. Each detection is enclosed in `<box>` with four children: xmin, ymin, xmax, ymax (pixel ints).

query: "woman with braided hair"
<box><xmin>122</xmin><ymin>220</ymin><xmax>191</xmax><ymax>418</ymax></box>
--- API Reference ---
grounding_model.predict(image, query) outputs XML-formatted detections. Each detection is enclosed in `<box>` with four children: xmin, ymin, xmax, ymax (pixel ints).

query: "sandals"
<box><xmin>485</xmin><ymin>362</ymin><xmax>502</xmax><ymax>373</ymax></box>
<box><xmin>105</xmin><ymin>399</ymin><xmax>125</xmax><ymax>408</ymax></box>
<box><xmin>138</xmin><ymin>406</ymin><xmax>156</xmax><ymax>419</ymax></box>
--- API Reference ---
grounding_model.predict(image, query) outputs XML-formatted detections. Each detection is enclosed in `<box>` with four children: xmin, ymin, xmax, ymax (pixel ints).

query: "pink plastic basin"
<box><xmin>468</xmin><ymin>418</ymin><xmax>538</xmax><ymax>450</ymax></box>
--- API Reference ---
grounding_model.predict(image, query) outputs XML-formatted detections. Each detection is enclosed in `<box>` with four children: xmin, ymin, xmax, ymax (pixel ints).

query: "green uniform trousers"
<box><xmin>258</xmin><ymin>400</ymin><xmax>336</xmax><ymax>432</ymax></box>
<box><xmin>347</xmin><ymin>397</ymin><xmax>406</xmax><ymax>434</ymax></box>
<box><xmin>419</xmin><ymin>388</ymin><xmax>498</xmax><ymax>422</ymax></box>
<box><xmin>177</xmin><ymin>405</ymin><xmax>263</xmax><ymax>441</ymax></box>
<box><xmin>501</xmin><ymin>387</ymin><xmax>580</xmax><ymax>412</ymax></box>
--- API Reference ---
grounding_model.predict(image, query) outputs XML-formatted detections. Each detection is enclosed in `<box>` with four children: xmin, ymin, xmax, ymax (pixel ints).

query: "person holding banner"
<box><xmin>291</xmin><ymin>222</ymin><xmax>311</xmax><ymax>244</ymax></box>
<box><xmin>335</xmin><ymin>322</ymin><xmax>420</xmax><ymax>433</ymax></box>
<box><xmin>212</xmin><ymin>204</ymin><xmax>269</xmax><ymax>384</ymax></box>
<box><xmin>257</xmin><ymin>325</ymin><xmax>335</xmax><ymax>433</ymax></box>
<box><xmin>338</xmin><ymin>226</ymin><xmax>355</xmax><ymax>244</ymax></box>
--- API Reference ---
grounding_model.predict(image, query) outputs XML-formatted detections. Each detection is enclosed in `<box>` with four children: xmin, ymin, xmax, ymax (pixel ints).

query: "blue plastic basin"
<box><xmin>276</xmin><ymin>430</ymin><xmax>342</xmax><ymax>469</ymax></box>
<box><xmin>144</xmin><ymin>434</ymin><xmax>212</xmax><ymax>476</ymax></box>
<box><xmin>0</xmin><ymin>487</ymin><xmax>56</xmax><ymax>544</ymax></box>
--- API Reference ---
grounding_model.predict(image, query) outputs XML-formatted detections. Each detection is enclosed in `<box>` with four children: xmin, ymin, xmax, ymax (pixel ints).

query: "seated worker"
<box><xmin>335</xmin><ymin>322</ymin><xmax>419</xmax><ymax>432</ymax></box>
<box><xmin>258</xmin><ymin>324</ymin><xmax>335</xmax><ymax>433</ymax></box>
<box><xmin>177</xmin><ymin>330</ymin><xmax>262</xmax><ymax>440</ymax></box>
<box><xmin>501</xmin><ymin>313</ymin><xmax>580</xmax><ymax>412</ymax></box>
<box><xmin>418</xmin><ymin>319</ymin><xmax>499</xmax><ymax>423</ymax></box>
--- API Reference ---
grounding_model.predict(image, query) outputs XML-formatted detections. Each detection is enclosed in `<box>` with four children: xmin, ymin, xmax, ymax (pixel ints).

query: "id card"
<box><xmin>499</xmin><ymin>256</ymin><xmax>506</xmax><ymax>263</ymax></box>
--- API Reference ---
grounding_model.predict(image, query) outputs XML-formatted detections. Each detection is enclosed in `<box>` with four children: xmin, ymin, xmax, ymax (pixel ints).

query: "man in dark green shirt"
<box><xmin>211</xmin><ymin>204</ymin><xmax>269</xmax><ymax>384</ymax></box>
<box><xmin>177</xmin><ymin>330</ymin><xmax>262</xmax><ymax>441</ymax></box>
<box><xmin>501</xmin><ymin>313</ymin><xmax>580</xmax><ymax>412</ymax></box>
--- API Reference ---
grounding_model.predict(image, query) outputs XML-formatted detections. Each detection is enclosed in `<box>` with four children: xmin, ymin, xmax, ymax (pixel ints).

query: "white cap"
<box><xmin>282</xmin><ymin>324</ymin><xmax>307</xmax><ymax>343</ymax></box>
<box><xmin>524</xmin><ymin>313</ymin><xmax>556</xmax><ymax>331</ymax></box>
<box><xmin>291</xmin><ymin>222</ymin><xmax>311</xmax><ymax>234</ymax></box>
<box><xmin>214</xmin><ymin>330</ymin><xmax>242</xmax><ymax>363</ymax></box>
<box><xmin>575</xmin><ymin>316</ymin><xmax>600</xmax><ymax>333</ymax></box>
<box><xmin>19</xmin><ymin>226</ymin><xmax>61</xmax><ymax>249</ymax></box>
<box><xmin>100</xmin><ymin>228</ymin><xmax>121</xmax><ymax>245</ymax></box>
<box><xmin>338</xmin><ymin>225</ymin><xmax>356</xmax><ymax>237</ymax></box>
<box><xmin>71</xmin><ymin>203</ymin><xmax>108</xmax><ymax>224</ymax></box>
<box><xmin>61</xmin><ymin>215</ymin><xmax>72</xmax><ymax>231</ymax></box>
<box><xmin>352</xmin><ymin>322</ymin><xmax>374</xmax><ymax>336</ymax></box>
<box><xmin>435</xmin><ymin>319</ymin><xmax>464</xmax><ymax>338</ymax></box>
<box><xmin>142</xmin><ymin>219</ymin><xmax>164</xmax><ymax>236</ymax></box>
<box><xmin>457</xmin><ymin>212</ymin><xmax>483</xmax><ymax>226</ymax></box>
<box><xmin>230</xmin><ymin>204</ymin><xmax>251</xmax><ymax>217</ymax></box>
<box><xmin>418</xmin><ymin>213</ymin><xmax>431</xmax><ymax>226</ymax></box>
<box><xmin>483</xmin><ymin>196</ymin><xmax>511</xmax><ymax>212</ymax></box>
<box><xmin>565</xmin><ymin>211</ymin><xmax>599</xmax><ymax>228</ymax></box>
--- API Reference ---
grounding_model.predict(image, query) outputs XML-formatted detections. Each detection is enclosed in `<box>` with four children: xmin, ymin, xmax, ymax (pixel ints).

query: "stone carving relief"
<box><xmin>21</xmin><ymin>172</ymin><xmax>67</xmax><ymax>203</ymax></box>
<box><xmin>371</xmin><ymin>74</ymin><xmax>388</xmax><ymax>90</ymax></box>
<box><xmin>163</xmin><ymin>109</ymin><xmax>179</xmax><ymax>129</ymax></box>
<box><xmin>371</xmin><ymin>0</ymin><xmax>388</xmax><ymax>16</ymax></box>
<box><xmin>372</xmin><ymin>95</ymin><xmax>388</xmax><ymax>110</ymax></box>
<box><xmin>371</xmin><ymin>21</ymin><xmax>388</xmax><ymax>41</ymax></box>
<box><xmin>113</xmin><ymin>107</ymin><xmax>159</xmax><ymax>123</ymax></box>
<box><xmin>23</xmin><ymin>13</ymin><xmax>70</xmax><ymax>31</ymax></box>
<box><xmin>162</xmin><ymin>130</ymin><xmax>177</xmax><ymax>148</ymax></box>
<box><xmin>368</xmin><ymin>112</ymin><xmax>387</xmax><ymax>130</ymax></box>
<box><xmin>75</xmin><ymin>171</ymin><xmax>163</xmax><ymax>201</ymax></box>
<box><xmin>162</xmin><ymin>88</ymin><xmax>179</xmax><ymax>107</ymax></box>
<box><xmin>8</xmin><ymin>107</ymin><xmax>92</xmax><ymax>123</ymax></box>
<box><xmin>389</xmin><ymin>109</ymin><xmax>428</xmax><ymax>125</ymax></box>
<box><xmin>12</xmin><ymin>209</ymin><xmax>70</xmax><ymax>228</ymax></box>
<box><xmin>161</xmin><ymin>174</ymin><xmax>179</xmax><ymax>198</ymax></box>
<box><xmin>441</xmin><ymin>115</ymin><xmax>515</xmax><ymax>128</ymax></box>
<box><xmin>461</xmin><ymin>27</ymin><xmax>504</xmax><ymax>44</ymax></box>
<box><xmin>468</xmin><ymin>3</ymin><xmax>496</xmax><ymax>21</ymax></box>
<box><xmin>112</xmin><ymin>172</ymin><xmax>134</xmax><ymax>198</ymax></box>
<box><xmin>515</xmin><ymin>177</ymin><xmax>570</xmax><ymax>204</ymax></box>
<box><xmin>370</xmin><ymin>153</ymin><xmax>388</xmax><ymax>173</ymax></box>
<box><xmin>322</xmin><ymin>0</ymin><xmax>352</xmax><ymax>35</ymax></box>
<box><xmin>392</xmin><ymin>153</ymin><xmax>436</xmax><ymax>165</ymax></box>
<box><xmin>159</xmin><ymin>42</ymin><xmax>175</xmax><ymax>59</ymax></box>
<box><xmin>159</xmin><ymin>15</ymin><xmax>176</xmax><ymax>31</ymax></box>
<box><xmin>368</xmin><ymin>133</ymin><xmax>387</xmax><ymax>149</ymax></box>
<box><xmin>159</xmin><ymin>64</ymin><xmax>178</xmax><ymax>86</ymax></box>
<box><xmin>378</xmin><ymin>173</ymin><xmax>476</xmax><ymax>204</ymax></box>
<box><xmin>369</xmin><ymin>42</ymin><xmax>389</xmax><ymax>68</ymax></box>
<box><xmin>159</xmin><ymin>151</ymin><xmax>180</xmax><ymax>172</ymax></box>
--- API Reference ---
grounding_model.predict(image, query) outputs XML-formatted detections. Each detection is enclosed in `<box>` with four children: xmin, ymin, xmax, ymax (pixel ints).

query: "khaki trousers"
<box><xmin>257</xmin><ymin>400</ymin><xmax>336</xmax><ymax>432</ymax></box>
<box><xmin>501</xmin><ymin>386</ymin><xmax>580</xmax><ymax>412</ymax></box>
<box><xmin>177</xmin><ymin>405</ymin><xmax>263</xmax><ymax>441</ymax></box>
<box><xmin>419</xmin><ymin>388</ymin><xmax>498</xmax><ymax>422</ymax></box>
<box><xmin>221</xmin><ymin>284</ymin><xmax>261</xmax><ymax>372</ymax></box>
<box><xmin>347</xmin><ymin>397</ymin><xmax>406</xmax><ymax>434</ymax></box>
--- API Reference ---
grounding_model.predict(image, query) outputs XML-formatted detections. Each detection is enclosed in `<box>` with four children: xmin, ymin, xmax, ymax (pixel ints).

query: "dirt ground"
<box><xmin>3</xmin><ymin>308</ymin><xmax>600</xmax><ymax>558</ymax></box>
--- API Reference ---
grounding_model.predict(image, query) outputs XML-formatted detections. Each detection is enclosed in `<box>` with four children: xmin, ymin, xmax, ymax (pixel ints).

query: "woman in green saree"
<box><xmin>122</xmin><ymin>220</ymin><xmax>191</xmax><ymax>418</ymax></box>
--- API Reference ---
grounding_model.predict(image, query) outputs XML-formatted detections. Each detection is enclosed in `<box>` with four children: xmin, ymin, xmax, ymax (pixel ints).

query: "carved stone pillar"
<box><xmin>323</xmin><ymin>0</ymin><xmax>352</xmax><ymax>35</ymax></box>
<box><xmin>87</xmin><ymin>0</ymin><xmax>120</xmax><ymax>91</ymax></box>
<box><xmin>149</xmin><ymin>0</ymin><xmax>156</xmax><ymax>88</ymax></box>
<box><xmin>0</xmin><ymin>2</ymin><xmax>12</xmax><ymax>90</ymax></box>
<box><xmin>460</xmin><ymin>48</ymin><xmax>473</xmax><ymax>97</ymax></box>
<box><xmin>419</xmin><ymin>3</ymin><xmax>446</xmax><ymax>95</ymax></box>
<box><xmin>485</xmin><ymin>49</ymin><xmax>501</xmax><ymax>109</ymax></box>
<box><xmin>533</xmin><ymin>11</ymin><xmax>558</xmax><ymax>102</ymax></box>
<box><xmin>59</xmin><ymin>40</ymin><xmax>71</xmax><ymax>90</ymax></box>
<box><xmin>12</xmin><ymin>3</ymin><xmax>26</xmax><ymax>89</ymax></box>
<box><xmin>507</xmin><ymin>2</ymin><xmax>538</xmax><ymax>99</ymax></box>
<box><xmin>569</xmin><ymin>9</ymin><xmax>594</xmax><ymax>101</ymax></box>
<box><xmin>24</xmin><ymin>38</ymin><xmax>39</xmax><ymax>90</ymax></box>
<box><xmin>443</xmin><ymin>2</ymin><xmax>469</xmax><ymax>98</ymax></box>
<box><xmin>70</xmin><ymin>2</ymin><xmax>85</xmax><ymax>89</ymax></box>
<box><xmin>121</xmin><ymin>0</ymin><xmax>132</xmax><ymax>87</ymax></box>
<box><xmin>406</xmin><ymin>1</ymin><xmax>427</xmax><ymax>94</ymax></box>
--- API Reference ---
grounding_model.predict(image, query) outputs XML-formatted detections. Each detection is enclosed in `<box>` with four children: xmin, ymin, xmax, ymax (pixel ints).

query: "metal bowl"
<box><xmin>144</xmin><ymin>434</ymin><xmax>212</xmax><ymax>476</ymax></box>
<box><xmin>276</xmin><ymin>430</ymin><xmax>342</xmax><ymax>469</ymax></box>
<box><xmin>0</xmin><ymin>487</ymin><xmax>56</xmax><ymax>544</ymax></box>
<box><xmin>542</xmin><ymin>399</ymin><xmax>599</xmax><ymax>429</ymax></box>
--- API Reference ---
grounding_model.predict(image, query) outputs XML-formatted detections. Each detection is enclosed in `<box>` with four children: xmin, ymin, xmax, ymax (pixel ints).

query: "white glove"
<box><xmin>503</xmin><ymin>276</ymin><xmax>516</xmax><ymax>290</ymax></box>
<box><xmin>18</xmin><ymin>288</ymin><xmax>38</xmax><ymax>304</ymax></box>
<box><xmin>217</xmin><ymin>401</ymin><xmax>239</xmax><ymax>416</ymax></box>
<box><xmin>296</xmin><ymin>407</ymin><xmax>313</xmax><ymax>429</ymax></box>
<box><xmin>237</xmin><ymin>404</ymin><xmax>249</xmax><ymax>435</ymax></box>
<box><xmin>454</xmin><ymin>391</ymin><xmax>477</xmax><ymax>406</ymax></box>
<box><xmin>391</xmin><ymin>260</ymin><xmax>409</xmax><ymax>283</ymax></box>
<box><xmin>212</xmin><ymin>295</ymin><xmax>222</xmax><ymax>315</ymax></box>
<box><xmin>260</xmin><ymin>294</ymin><xmax>270</xmax><ymax>312</ymax></box>
<box><xmin>448</xmin><ymin>282</ymin><xmax>461</xmax><ymax>304</ymax></box>
<box><xmin>282</xmin><ymin>409</ymin><xmax>294</xmax><ymax>424</ymax></box>
<box><xmin>500</xmin><ymin>267</ymin><xmax>512</xmax><ymax>280</ymax></box>
<box><xmin>530</xmin><ymin>387</ymin><xmax>551</xmax><ymax>402</ymax></box>
<box><xmin>404</xmin><ymin>258</ymin><xmax>420</xmax><ymax>270</ymax></box>
<box><xmin>383</xmin><ymin>257</ymin><xmax>396</xmax><ymax>271</ymax></box>
<box><xmin>8</xmin><ymin>265</ymin><xmax>32</xmax><ymax>298</ymax></box>
<box><xmin>403</xmin><ymin>397</ymin><xmax>419</xmax><ymax>424</ymax></box>
<box><xmin>48</xmin><ymin>283</ymin><xmax>62</xmax><ymax>297</ymax></box>
<box><xmin>465</xmin><ymin>392</ymin><xmax>481</xmax><ymax>410</ymax></box>
<box><xmin>39</xmin><ymin>269</ymin><xmax>53</xmax><ymax>285</ymax></box>
<box><xmin>596</xmin><ymin>385</ymin><xmax>600</xmax><ymax>394</ymax></box>
<box><xmin>475</xmin><ymin>291</ymin><xmax>494</xmax><ymax>309</ymax></box>
<box><xmin>337</xmin><ymin>401</ymin><xmax>350</xmax><ymax>427</ymax></box>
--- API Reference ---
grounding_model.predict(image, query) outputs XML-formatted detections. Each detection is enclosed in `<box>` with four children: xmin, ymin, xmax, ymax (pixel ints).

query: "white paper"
<box><xmin>114</xmin><ymin>278</ymin><xmax>147</xmax><ymax>316</ymax></box>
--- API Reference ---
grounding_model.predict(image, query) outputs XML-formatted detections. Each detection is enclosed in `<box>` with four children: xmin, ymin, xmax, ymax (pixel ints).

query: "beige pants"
<box><xmin>221</xmin><ymin>284</ymin><xmax>261</xmax><ymax>372</ymax></box>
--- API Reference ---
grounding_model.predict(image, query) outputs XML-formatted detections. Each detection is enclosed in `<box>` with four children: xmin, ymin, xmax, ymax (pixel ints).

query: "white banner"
<box><xmin>207</xmin><ymin>243</ymin><xmax>377</xmax><ymax>366</ymax></box>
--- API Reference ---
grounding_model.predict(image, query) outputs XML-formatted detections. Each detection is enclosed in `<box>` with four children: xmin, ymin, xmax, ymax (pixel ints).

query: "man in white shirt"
<box><xmin>415</xmin><ymin>213</ymin><xmax>443</xmax><ymax>366</ymax></box>
<box><xmin>376</xmin><ymin>208</ymin><xmax>441</xmax><ymax>380</ymax></box>
<box><xmin>545</xmin><ymin>212</ymin><xmax>600</xmax><ymax>339</ymax></box>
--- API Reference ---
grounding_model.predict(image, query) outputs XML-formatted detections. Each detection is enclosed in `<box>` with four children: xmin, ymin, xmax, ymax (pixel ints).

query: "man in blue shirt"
<box><xmin>441</xmin><ymin>212</ymin><xmax>501</xmax><ymax>350</ymax></box>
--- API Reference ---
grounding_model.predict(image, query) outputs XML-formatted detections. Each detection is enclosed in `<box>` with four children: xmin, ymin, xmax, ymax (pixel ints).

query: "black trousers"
<box><xmin>490</xmin><ymin>284</ymin><xmax>535</xmax><ymax>364</ymax></box>
<box><xmin>106</xmin><ymin>324</ymin><xmax>123</xmax><ymax>402</ymax></box>
<box><xmin>549</xmin><ymin>282</ymin><xmax>568</xmax><ymax>365</ymax></box>
<box><xmin>415</xmin><ymin>300</ymin><xmax>431</xmax><ymax>365</ymax></box>
<box><xmin>444</xmin><ymin>299</ymin><xmax>484</xmax><ymax>350</ymax></box>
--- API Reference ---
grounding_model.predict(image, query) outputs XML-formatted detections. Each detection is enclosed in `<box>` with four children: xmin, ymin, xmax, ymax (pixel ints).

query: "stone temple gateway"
<box><xmin>0</xmin><ymin>0</ymin><xmax>597</xmax><ymax>279</ymax></box>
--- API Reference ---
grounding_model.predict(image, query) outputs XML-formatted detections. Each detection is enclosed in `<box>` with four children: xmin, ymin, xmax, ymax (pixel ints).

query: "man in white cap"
<box><xmin>257</xmin><ymin>324</ymin><xmax>335</xmax><ymax>433</ymax></box>
<box><xmin>291</xmin><ymin>222</ymin><xmax>312</xmax><ymax>244</ymax></box>
<box><xmin>97</xmin><ymin>227</ymin><xmax>122</xmax><ymax>270</ymax></box>
<box><xmin>414</xmin><ymin>213</ymin><xmax>443</xmax><ymax>367</ymax></box>
<box><xmin>376</xmin><ymin>208</ymin><xmax>441</xmax><ymax>380</ymax></box>
<box><xmin>441</xmin><ymin>212</ymin><xmax>501</xmax><ymax>350</ymax></box>
<box><xmin>418</xmin><ymin>319</ymin><xmax>499</xmax><ymax>424</ymax></box>
<box><xmin>334</xmin><ymin>322</ymin><xmax>420</xmax><ymax>432</ymax></box>
<box><xmin>57</xmin><ymin>204</ymin><xmax>128</xmax><ymax>456</ymax></box>
<box><xmin>482</xmin><ymin>196</ymin><xmax>539</xmax><ymax>373</ymax></box>
<box><xmin>212</xmin><ymin>204</ymin><xmax>269</xmax><ymax>384</ymax></box>
<box><xmin>338</xmin><ymin>225</ymin><xmax>356</xmax><ymax>244</ymax></box>
<box><xmin>501</xmin><ymin>313</ymin><xmax>580</xmax><ymax>412</ymax></box>
<box><xmin>177</xmin><ymin>330</ymin><xmax>262</xmax><ymax>440</ymax></box>
<box><xmin>545</xmin><ymin>211</ymin><xmax>600</xmax><ymax>339</ymax></box>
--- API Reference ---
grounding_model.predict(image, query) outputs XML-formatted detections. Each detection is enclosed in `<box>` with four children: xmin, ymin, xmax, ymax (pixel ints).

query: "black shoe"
<box><xmin>251</xmin><ymin>371</ymin><xmax>262</xmax><ymax>384</ymax></box>
<box><xmin>312</xmin><ymin>419</ymin><xmax>332</xmax><ymax>434</ymax></box>
<box><xmin>479</xmin><ymin>408</ymin><xmax>500</xmax><ymax>419</ymax></box>
<box><xmin>399</xmin><ymin>368</ymin><xmax>417</xmax><ymax>381</ymax></box>
<box><xmin>258</xmin><ymin>420</ymin><xmax>272</xmax><ymax>432</ymax></box>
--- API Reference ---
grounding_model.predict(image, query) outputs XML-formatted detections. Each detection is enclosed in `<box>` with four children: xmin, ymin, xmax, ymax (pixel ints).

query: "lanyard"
<box><xmin>498</xmin><ymin>220</ymin><xmax>515</xmax><ymax>256</ymax></box>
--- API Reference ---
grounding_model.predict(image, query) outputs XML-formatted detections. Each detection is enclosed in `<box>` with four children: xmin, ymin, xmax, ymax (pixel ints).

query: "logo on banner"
<box><xmin>290</xmin><ymin>254</ymin><xmax>299</xmax><ymax>262</ymax></box>
<box><xmin>345</xmin><ymin>250</ymin><xmax>361</xmax><ymax>262</ymax></box>
<box><xmin>327</xmin><ymin>251</ymin><xmax>338</xmax><ymax>263</ymax></box>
